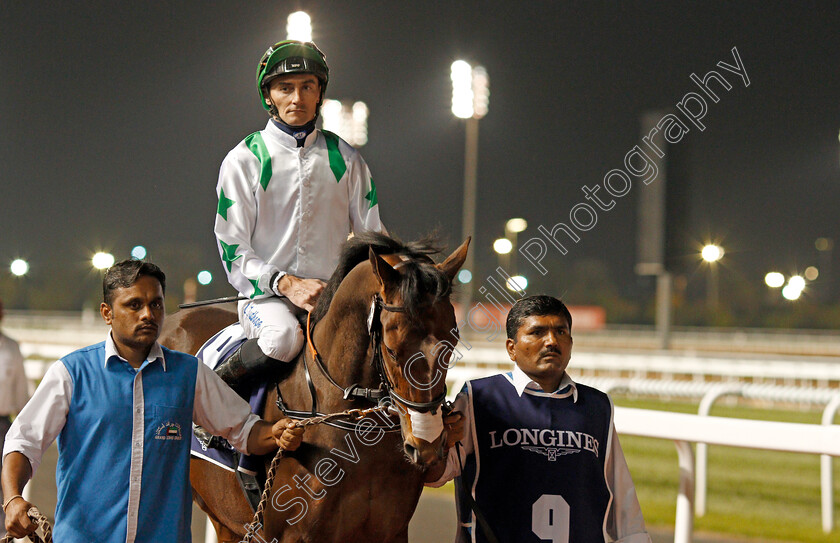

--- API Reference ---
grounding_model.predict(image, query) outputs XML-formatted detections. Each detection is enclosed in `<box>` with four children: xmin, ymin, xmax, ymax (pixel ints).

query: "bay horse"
<box><xmin>160</xmin><ymin>233</ymin><xmax>469</xmax><ymax>542</ymax></box>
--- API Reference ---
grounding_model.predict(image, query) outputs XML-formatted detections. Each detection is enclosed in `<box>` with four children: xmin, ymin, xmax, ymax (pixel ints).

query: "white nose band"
<box><xmin>408</xmin><ymin>408</ymin><xmax>444</xmax><ymax>443</ymax></box>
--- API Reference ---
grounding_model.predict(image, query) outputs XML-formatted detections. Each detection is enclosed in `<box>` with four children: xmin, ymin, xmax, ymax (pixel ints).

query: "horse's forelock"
<box><xmin>311</xmin><ymin>232</ymin><xmax>448</xmax><ymax>323</ymax></box>
<box><xmin>395</xmin><ymin>260</ymin><xmax>452</xmax><ymax>320</ymax></box>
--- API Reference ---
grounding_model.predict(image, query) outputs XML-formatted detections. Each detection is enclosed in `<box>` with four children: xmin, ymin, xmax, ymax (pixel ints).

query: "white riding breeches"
<box><xmin>237</xmin><ymin>297</ymin><xmax>305</xmax><ymax>361</ymax></box>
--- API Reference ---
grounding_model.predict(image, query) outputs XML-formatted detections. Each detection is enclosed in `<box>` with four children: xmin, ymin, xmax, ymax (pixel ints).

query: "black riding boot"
<box><xmin>215</xmin><ymin>338</ymin><xmax>277</xmax><ymax>387</ymax></box>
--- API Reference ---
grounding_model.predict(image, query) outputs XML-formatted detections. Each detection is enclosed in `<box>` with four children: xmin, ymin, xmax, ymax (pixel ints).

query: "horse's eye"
<box><xmin>385</xmin><ymin>346</ymin><xmax>397</xmax><ymax>360</ymax></box>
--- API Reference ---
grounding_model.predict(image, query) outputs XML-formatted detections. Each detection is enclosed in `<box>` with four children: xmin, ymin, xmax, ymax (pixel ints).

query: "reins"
<box><xmin>0</xmin><ymin>507</ymin><xmax>52</xmax><ymax>543</ymax></box>
<box><xmin>242</xmin><ymin>404</ymin><xmax>392</xmax><ymax>543</ymax></box>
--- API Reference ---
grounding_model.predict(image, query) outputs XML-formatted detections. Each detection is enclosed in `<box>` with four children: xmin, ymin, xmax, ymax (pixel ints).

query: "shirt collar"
<box><xmin>511</xmin><ymin>365</ymin><xmax>577</xmax><ymax>402</ymax></box>
<box><xmin>104</xmin><ymin>332</ymin><xmax>166</xmax><ymax>371</ymax></box>
<box><xmin>264</xmin><ymin>119</ymin><xmax>319</xmax><ymax>149</ymax></box>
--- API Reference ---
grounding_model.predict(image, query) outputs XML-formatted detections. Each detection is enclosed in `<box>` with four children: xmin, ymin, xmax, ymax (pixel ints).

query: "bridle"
<box><xmin>274</xmin><ymin>293</ymin><xmax>447</xmax><ymax>431</ymax></box>
<box><xmin>366</xmin><ymin>294</ymin><xmax>448</xmax><ymax>414</ymax></box>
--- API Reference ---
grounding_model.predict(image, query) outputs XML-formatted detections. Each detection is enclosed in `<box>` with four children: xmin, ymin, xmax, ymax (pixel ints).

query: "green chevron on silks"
<box><xmin>322</xmin><ymin>130</ymin><xmax>347</xmax><ymax>182</ymax></box>
<box><xmin>219</xmin><ymin>240</ymin><xmax>241</xmax><ymax>272</ymax></box>
<box><xmin>365</xmin><ymin>177</ymin><xmax>378</xmax><ymax>208</ymax></box>
<box><xmin>249</xmin><ymin>278</ymin><xmax>264</xmax><ymax>299</ymax></box>
<box><xmin>245</xmin><ymin>132</ymin><xmax>273</xmax><ymax>191</ymax></box>
<box><xmin>216</xmin><ymin>188</ymin><xmax>235</xmax><ymax>220</ymax></box>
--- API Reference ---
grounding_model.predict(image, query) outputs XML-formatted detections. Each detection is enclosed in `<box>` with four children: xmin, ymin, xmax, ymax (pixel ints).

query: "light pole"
<box><xmin>451</xmin><ymin>60</ymin><xmax>489</xmax><ymax>308</ymax></box>
<box><xmin>701</xmin><ymin>244</ymin><xmax>724</xmax><ymax>311</ymax></box>
<box><xmin>504</xmin><ymin>218</ymin><xmax>527</xmax><ymax>276</ymax></box>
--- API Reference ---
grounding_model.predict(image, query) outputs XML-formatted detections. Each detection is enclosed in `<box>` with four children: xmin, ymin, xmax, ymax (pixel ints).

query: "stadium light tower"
<box><xmin>451</xmin><ymin>60</ymin><xmax>489</xmax><ymax>309</ymax></box>
<box><xmin>286</xmin><ymin>11</ymin><xmax>312</xmax><ymax>42</ymax></box>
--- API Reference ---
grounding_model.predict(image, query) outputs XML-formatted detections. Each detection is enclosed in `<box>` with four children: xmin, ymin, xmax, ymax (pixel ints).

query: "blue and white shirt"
<box><xmin>3</xmin><ymin>333</ymin><xmax>259</xmax><ymax>543</ymax></box>
<box><xmin>428</xmin><ymin>367</ymin><xmax>650</xmax><ymax>543</ymax></box>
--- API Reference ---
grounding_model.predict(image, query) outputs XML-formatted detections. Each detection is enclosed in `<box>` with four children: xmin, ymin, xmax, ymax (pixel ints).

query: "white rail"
<box><xmin>614</xmin><ymin>407</ymin><xmax>840</xmax><ymax>543</ymax></box>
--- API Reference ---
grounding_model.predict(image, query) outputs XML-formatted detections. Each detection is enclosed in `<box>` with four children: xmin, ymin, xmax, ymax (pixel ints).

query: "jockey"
<box><xmin>213</xmin><ymin>40</ymin><xmax>386</xmax><ymax>386</ymax></box>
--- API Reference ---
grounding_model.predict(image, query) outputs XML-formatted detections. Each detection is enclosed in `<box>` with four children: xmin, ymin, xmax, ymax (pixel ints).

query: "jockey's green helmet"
<box><xmin>256</xmin><ymin>40</ymin><xmax>329</xmax><ymax>112</ymax></box>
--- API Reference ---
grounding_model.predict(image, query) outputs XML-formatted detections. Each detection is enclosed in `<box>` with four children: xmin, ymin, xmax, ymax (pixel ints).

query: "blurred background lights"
<box><xmin>286</xmin><ymin>11</ymin><xmax>312</xmax><ymax>42</ymax></box>
<box><xmin>10</xmin><ymin>259</ymin><xmax>29</xmax><ymax>276</ymax></box>
<box><xmin>92</xmin><ymin>252</ymin><xmax>115</xmax><ymax>270</ymax></box>
<box><xmin>197</xmin><ymin>270</ymin><xmax>212</xmax><ymax>285</ymax></box>
<box><xmin>782</xmin><ymin>284</ymin><xmax>802</xmax><ymax>301</ymax></box>
<box><xmin>764</xmin><ymin>272</ymin><xmax>785</xmax><ymax>288</ymax></box>
<box><xmin>787</xmin><ymin>275</ymin><xmax>806</xmax><ymax>291</ymax></box>
<box><xmin>701</xmin><ymin>244</ymin><xmax>724</xmax><ymax>262</ymax></box>
<box><xmin>505</xmin><ymin>218</ymin><xmax>528</xmax><ymax>233</ymax></box>
<box><xmin>804</xmin><ymin>266</ymin><xmax>819</xmax><ymax>281</ymax></box>
<box><xmin>131</xmin><ymin>245</ymin><xmax>147</xmax><ymax>260</ymax></box>
<box><xmin>493</xmin><ymin>238</ymin><xmax>513</xmax><ymax>255</ymax></box>
<box><xmin>506</xmin><ymin>275</ymin><xmax>527</xmax><ymax>291</ymax></box>
<box><xmin>816</xmin><ymin>237</ymin><xmax>833</xmax><ymax>251</ymax></box>
<box><xmin>457</xmin><ymin>269</ymin><xmax>472</xmax><ymax>284</ymax></box>
<box><xmin>321</xmin><ymin>100</ymin><xmax>369</xmax><ymax>147</ymax></box>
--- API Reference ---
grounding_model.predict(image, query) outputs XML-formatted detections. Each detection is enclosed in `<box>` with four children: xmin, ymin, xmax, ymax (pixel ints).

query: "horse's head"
<box><xmin>367</xmin><ymin>238</ymin><xmax>469</xmax><ymax>467</ymax></box>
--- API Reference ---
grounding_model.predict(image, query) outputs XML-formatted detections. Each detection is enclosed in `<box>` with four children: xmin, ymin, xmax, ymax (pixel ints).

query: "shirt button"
<box><xmin>299</xmin><ymin>246</ymin><xmax>305</xmax><ymax>254</ymax></box>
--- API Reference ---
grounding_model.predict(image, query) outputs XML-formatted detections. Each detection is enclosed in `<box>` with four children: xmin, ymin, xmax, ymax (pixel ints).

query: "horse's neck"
<box><xmin>311</xmin><ymin>282</ymin><xmax>378</xmax><ymax>389</ymax></box>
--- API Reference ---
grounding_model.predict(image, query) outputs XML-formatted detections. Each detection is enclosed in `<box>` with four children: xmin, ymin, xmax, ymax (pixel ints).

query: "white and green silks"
<box><xmin>214</xmin><ymin>120</ymin><xmax>385</xmax><ymax>300</ymax></box>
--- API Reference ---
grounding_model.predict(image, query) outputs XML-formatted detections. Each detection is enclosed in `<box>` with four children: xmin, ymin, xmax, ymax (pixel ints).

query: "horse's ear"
<box><xmin>437</xmin><ymin>237</ymin><xmax>471</xmax><ymax>281</ymax></box>
<box><xmin>369</xmin><ymin>247</ymin><xmax>399</xmax><ymax>289</ymax></box>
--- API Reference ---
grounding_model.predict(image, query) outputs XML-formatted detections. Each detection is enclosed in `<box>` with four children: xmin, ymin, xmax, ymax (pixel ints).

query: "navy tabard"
<box><xmin>457</xmin><ymin>373</ymin><xmax>613</xmax><ymax>543</ymax></box>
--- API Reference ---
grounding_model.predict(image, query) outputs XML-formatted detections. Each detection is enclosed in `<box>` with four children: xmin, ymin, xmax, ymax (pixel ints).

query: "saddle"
<box><xmin>190</xmin><ymin>322</ymin><xmax>299</xmax><ymax>511</ymax></box>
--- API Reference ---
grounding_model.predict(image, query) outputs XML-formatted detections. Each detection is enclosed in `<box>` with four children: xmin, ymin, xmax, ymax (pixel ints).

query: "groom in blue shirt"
<box><xmin>2</xmin><ymin>260</ymin><xmax>304</xmax><ymax>542</ymax></box>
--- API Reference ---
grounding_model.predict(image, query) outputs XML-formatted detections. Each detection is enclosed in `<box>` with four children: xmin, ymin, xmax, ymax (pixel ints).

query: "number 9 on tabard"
<box><xmin>532</xmin><ymin>494</ymin><xmax>570</xmax><ymax>543</ymax></box>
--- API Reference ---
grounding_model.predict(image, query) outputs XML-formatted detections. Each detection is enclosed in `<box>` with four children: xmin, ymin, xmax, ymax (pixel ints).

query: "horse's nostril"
<box><xmin>404</xmin><ymin>443</ymin><xmax>421</xmax><ymax>464</ymax></box>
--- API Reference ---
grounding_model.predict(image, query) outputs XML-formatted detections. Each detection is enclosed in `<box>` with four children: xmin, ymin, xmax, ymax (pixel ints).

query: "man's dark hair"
<box><xmin>103</xmin><ymin>260</ymin><xmax>166</xmax><ymax>305</ymax></box>
<box><xmin>506</xmin><ymin>295</ymin><xmax>572</xmax><ymax>340</ymax></box>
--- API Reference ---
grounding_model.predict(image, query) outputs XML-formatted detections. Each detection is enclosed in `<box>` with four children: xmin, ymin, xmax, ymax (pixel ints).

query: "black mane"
<box><xmin>311</xmin><ymin>232</ymin><xmax>452</xmax><ymax>323</ymax></box>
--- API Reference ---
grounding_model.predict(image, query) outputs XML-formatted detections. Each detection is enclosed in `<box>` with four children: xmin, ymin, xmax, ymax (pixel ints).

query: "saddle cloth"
<box><xmin>189</xmin><ymin>323</ymin><xmax>269</xmax><ymax>476</ymax></box>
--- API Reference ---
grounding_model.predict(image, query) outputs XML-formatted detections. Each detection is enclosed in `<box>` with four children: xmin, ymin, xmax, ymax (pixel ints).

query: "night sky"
<box><xmin>2</xmin><ymin>2</ymin><xmax>839</xmax><ymax>307</ymax></box>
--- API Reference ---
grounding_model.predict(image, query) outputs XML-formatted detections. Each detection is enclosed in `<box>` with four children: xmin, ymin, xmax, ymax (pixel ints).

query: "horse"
<box><xmin>160</xmin><ymin>232</ymin><xmax>469</xmax><ymax>543</ymax></box>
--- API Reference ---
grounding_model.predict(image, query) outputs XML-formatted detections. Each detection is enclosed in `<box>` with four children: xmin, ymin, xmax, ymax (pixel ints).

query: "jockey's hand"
<box><xmin>442</xmin><ymin>411</ymin><xmax>464</xmax><ymax>451</ymax></box>
<box><xmin>4</xmin><ymin>497</ymin><xmax>37</xmax><ymax>539</ymax></box>
<box><xmin>278</xmin><ymin>275</ymin><xmax>326</xmax><ymax>312</ymax></box>
<box><xmin>273</xmin><ymin>418</ymin><xmax>305</xmax><ymax>451</ymax></box>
